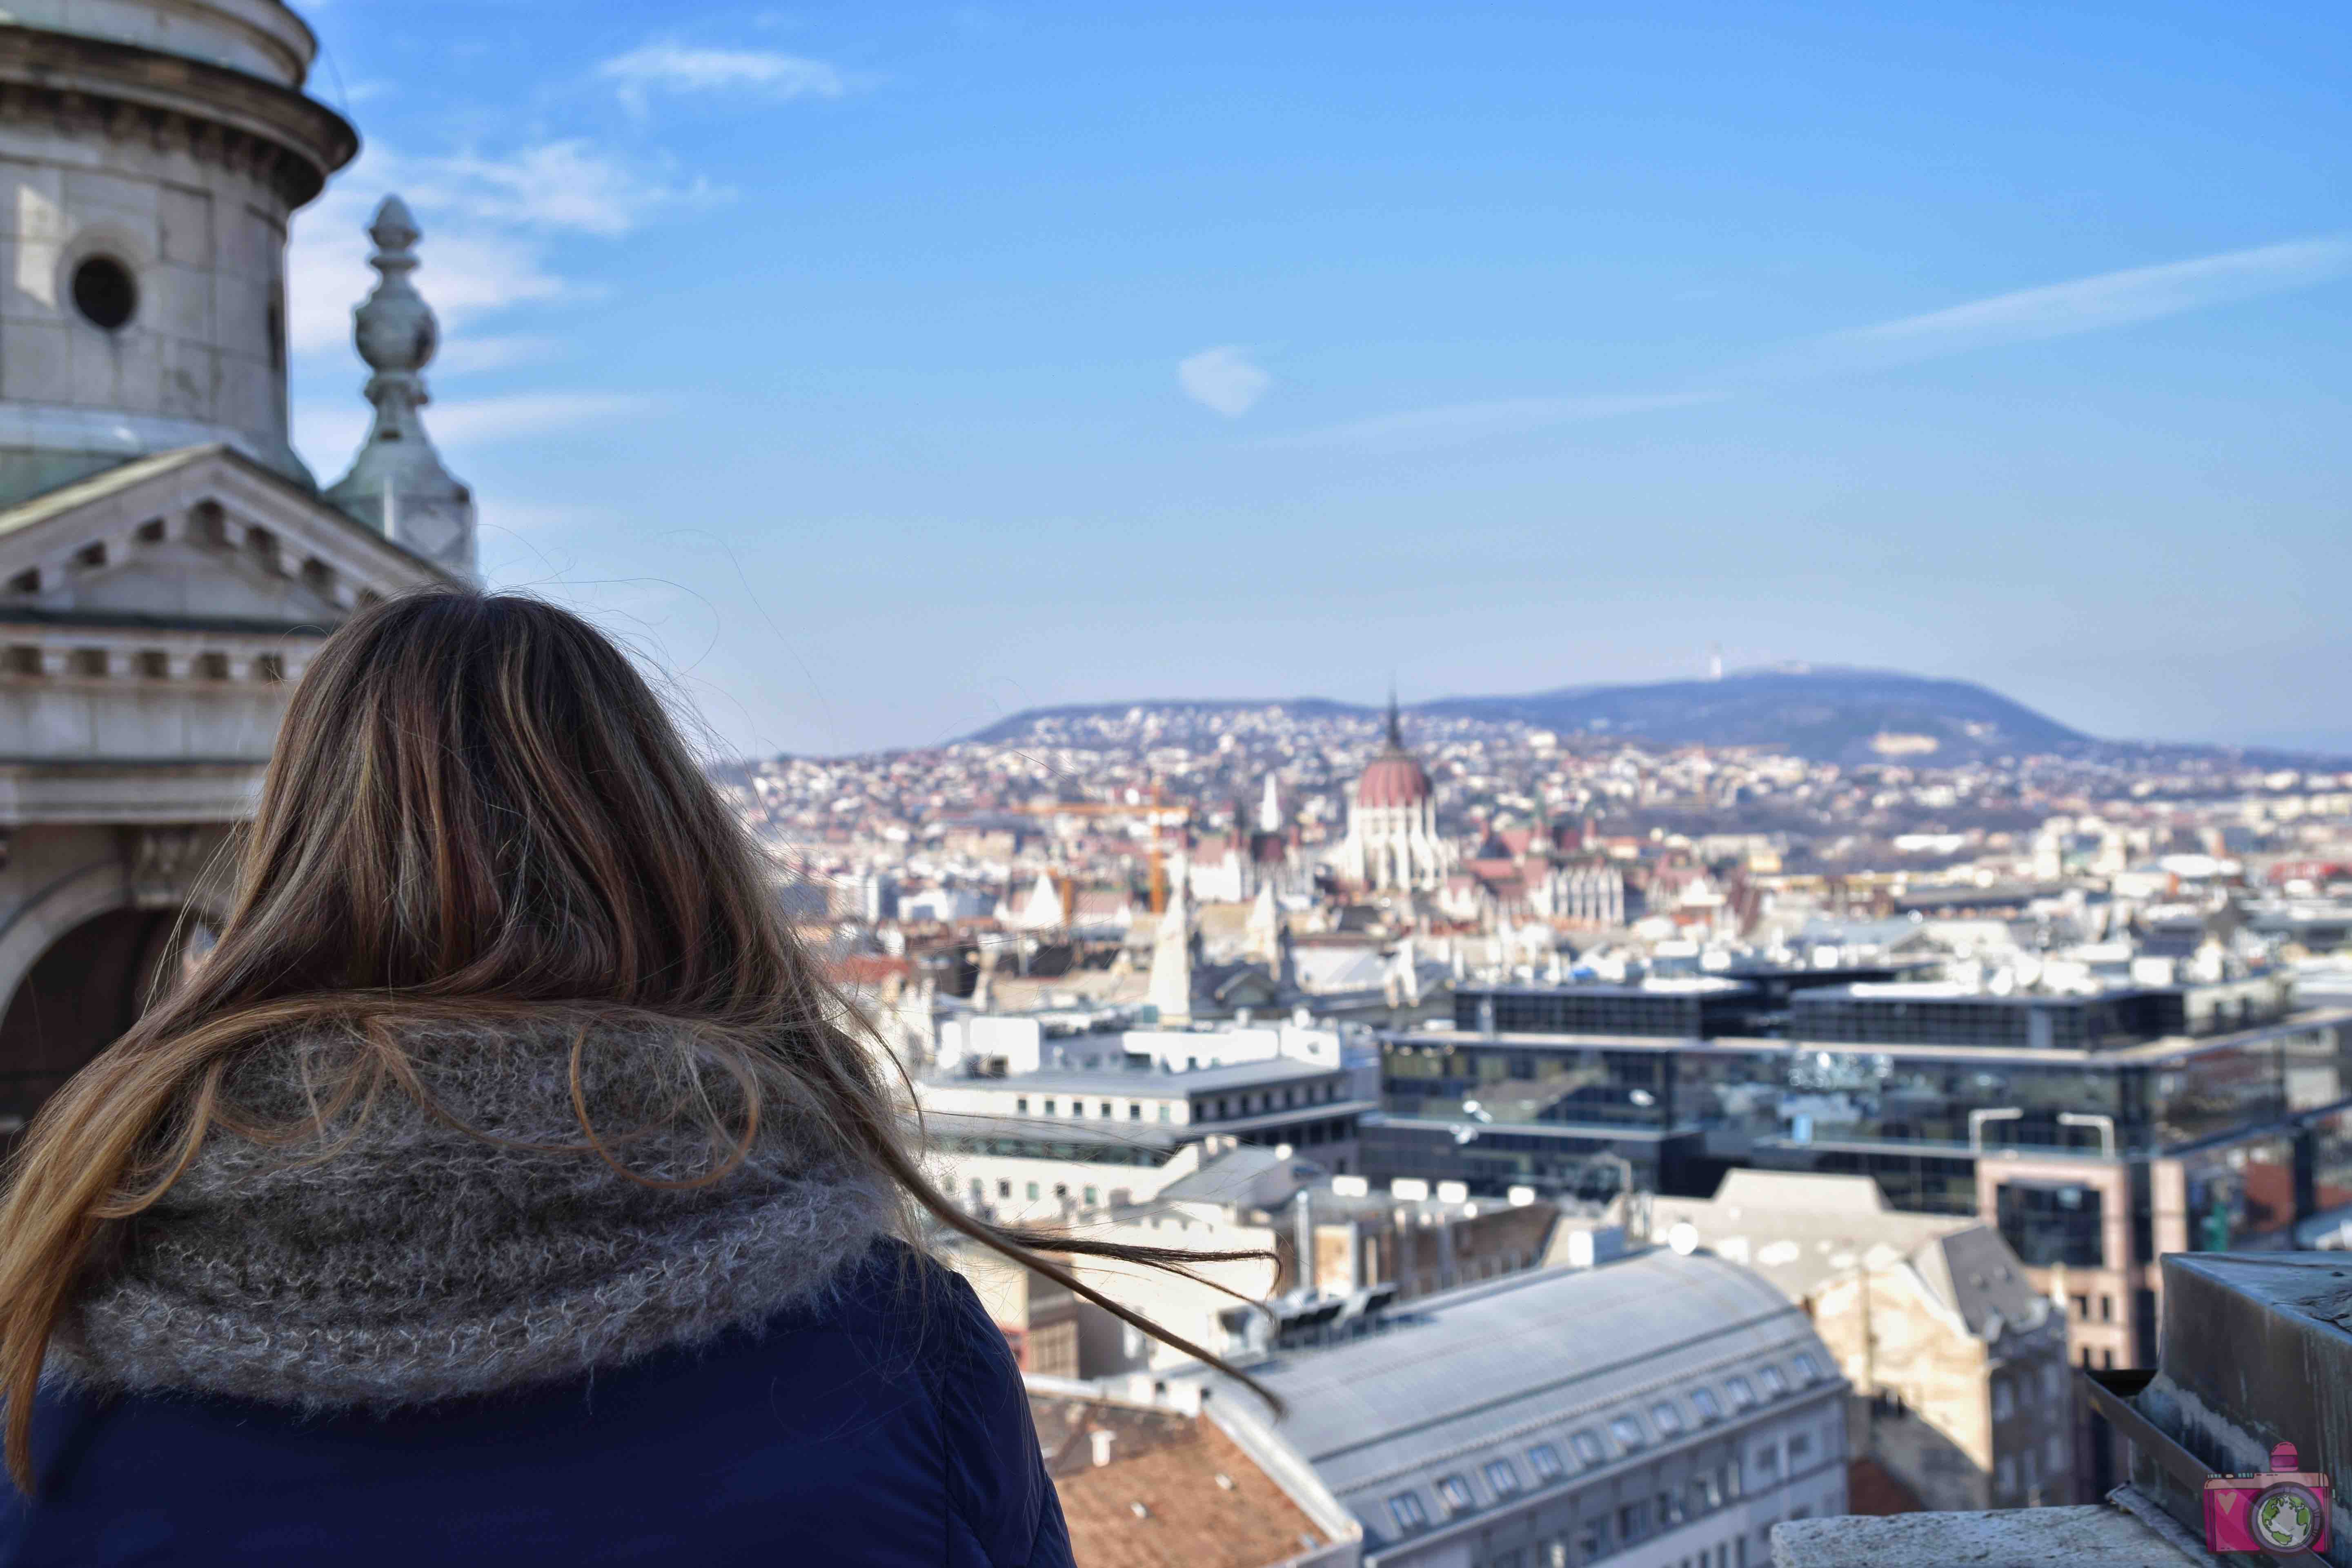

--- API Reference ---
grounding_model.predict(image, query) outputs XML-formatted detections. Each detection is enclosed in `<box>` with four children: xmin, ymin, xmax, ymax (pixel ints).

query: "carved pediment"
<box><xmin>0</xmin><ymin>444</ymin><xmax>454</xmax><ymax>632</ymax></box>
<box><xmin>0</xmin><ymin>446</ymin><xmax>459</xmax><ymax>792</ymax></box>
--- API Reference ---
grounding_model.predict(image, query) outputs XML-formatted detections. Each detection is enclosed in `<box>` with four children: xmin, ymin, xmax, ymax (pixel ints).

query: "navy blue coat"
<box><xmin>0</xmin><ymin>1250</ymin><xmax>1073</xmax><ymax>1567</ymax></box>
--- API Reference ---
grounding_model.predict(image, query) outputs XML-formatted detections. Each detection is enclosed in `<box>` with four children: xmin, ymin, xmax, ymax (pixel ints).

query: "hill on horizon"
<box><xmin>958</xmin><ymin>666</ymin><xmax>2342</xmax><ymax>768</ymax></box>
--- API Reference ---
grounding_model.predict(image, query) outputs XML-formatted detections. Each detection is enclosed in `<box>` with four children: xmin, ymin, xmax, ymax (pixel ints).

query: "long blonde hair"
<box><xmin>0</xmin><ymin>590</ymin><xmax>1267</xmax><ymax>1492</ymax></box>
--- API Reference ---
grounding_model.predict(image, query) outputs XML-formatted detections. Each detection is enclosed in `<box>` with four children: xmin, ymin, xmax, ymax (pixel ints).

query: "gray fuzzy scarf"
<box><xmin>53</xmin><ymin>1018</ymin><xmax>897</xmax><ymax>1410</ymax></box>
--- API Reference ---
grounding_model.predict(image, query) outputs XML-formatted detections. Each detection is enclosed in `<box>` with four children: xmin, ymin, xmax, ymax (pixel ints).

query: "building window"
<box><xmin>1753</xmin><ymin>1444</ymin><xmax>1780</xmax><ymax>1479</ymax></box>
<box><xmin>1652</xmin><ymin>1401</ymin><xmax>1686</xmax><ymax>1435</ymax></box>
<box><xmin>2041</xmin><ymin>1364</ymin><xmax>2061</xmax><ymax>1401</ymax></box>
<box><xmin>1099</xmin><ymin>1101</ymin><xmax>1113</xmax><ymax>1118</ymax></box>
<box><xmin>71</xmin><ymin>255</ymin><xmax>138</xmax><ymax>331</ymax></box>
<box><xmin>1575</xmin><ymin>1521</ymin><xmax>1605</xmax><ymax>1559</ymax></box>
<box><xmin>1388</xmin><ymin>1493</ymin><xmax>1429</xmax><ymax>1531</ymax></box>
<box><xmin>1726</xmin><ymin>1376</ymin><xmax>1756</xmax><ymax>1410</ymax></box>
<box><xmin>1082</xmin><ymin>1186</ymin><xmax>1097</xmax><ymax>1206</ymax></box>
<box><xmin>1722</xmin><ymin>1462</ymin><xmax>1743</xmax><ymax>1499</ymax></box>
<box><xmin>1129</xmin><ymin>1104</ymin><xmax>1142</xmax><ymax>1121</ymax></box>
<box><xmin>1157</xmin><ymin>1105</ymin><xmax>1170</xmax><ymax>1122</ymax></box>
<box><xmin>1658</xmin><ymin>1488</ymin><xmax>1687</xmax><ymax>1526</ymax></box>
<box><xmin>1997</xmin><ymin>1457</ymin><xmax>2016</xmax><ymax>1492</ymax></box>
<box><xmin>1571</xmin><ymin>1430</ymin><xmax>1606</xmax><ymax>1466</ymax></box>
<box><xmin>1484</xmin><ymin>1459</ymin><xmax>1521</xmax><ymax>1496</ymax></box>
<box><xmin>1996</xmin><ymin>1181</ymin><xmax>2105</xmax><ymax>1268</ymax></box>
<box><xmin>1016</xmin><ymin>1098</ymin><xmax>1029</xmax><ymax>1114</ymax></box>
<box><xmin>1693</xmin><ymin>1472</ymin><xmax>1724</xmax><ymax>1510</ymax></box>
<box><xmin>2099</xmin><ymin>1294</ymin><xmax>2113</xmax><ymax>1323</ymax></box>
<box><xmin>1758</xmin><ymin>1365</ymin><xmax>1788</xmax><ymax>1399</ymax></box>
<box><xmin>968</xmin><ymin>1178</ymin><xmax>982</xmax><ymax>1203</ymax></box>
<box><xmin>2047</xmin><ymin>1433</ymin><xmax>2067</xmax><ymax>1472</ymax></box>
<box><xmin>1025</xmin><ymin>1183</ymin><xmax>1039</xmax><ymax>1201</ymax></box>
<box><xmin>1617</xmin><ymin>1500</ymin><xmax>1652</xmax><ymax>1543</ymax></box>
<box><xmin>1043</xmin><ymin>1100</ymin><xmax>1057</xmax><ymax>1115</ymax></box>
<box><xmin>1609</xmin><ymin>1415</ymin><xmax>1645</xmax><ymax>1449</ymax></box>
<box><xmin>1436</xmin><ymin>1475</ymin><xmax>1474</xmax><ymax>1514</ymax></box>
<box><xmin>997</xmin><ymin>1180</ymin><xmax>1010</xmax><ymax>1199</ymax></box>
<box><xmin>1788</xmin><ymin>1432</ymin><xmax>1811</xmax><ymax>1462</ymax></box>
<box><xmin>1528</xmin><ymin>1443</ymin><xmax>1564</xmax><ymax>1482</ymax></box>
<box><xmin>1692</xmin><ymin>1387</ymin><xmax>1724</xmax><ymax>1422</ymax></box>
<box><xmin>1992</xmin><ymin>1381</ymin><xmax>2014</xmax><ymax>1420</ymax></box>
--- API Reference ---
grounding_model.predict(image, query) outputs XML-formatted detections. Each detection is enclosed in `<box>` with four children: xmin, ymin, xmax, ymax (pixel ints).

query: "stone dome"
<box><xmin>1356</xmin><ymin>697</ymin><xmax>1433</xmax><ymax>808</ymax></box>
<box><xmin>0</xmin><ymin>0</ymin><xmax>354</xmax><ymax>507</ymax></box>
<box><xmin>1357</xmin><ymin>750</ymin><xmax>1432</xmax><ymax>809</ymax></box>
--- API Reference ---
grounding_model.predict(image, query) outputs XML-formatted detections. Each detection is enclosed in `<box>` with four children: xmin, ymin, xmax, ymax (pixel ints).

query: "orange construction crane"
<box><xmin>1010</xmin><ymin>786</ymin><xmax>1190</xmax><ymax>913</ymax></box>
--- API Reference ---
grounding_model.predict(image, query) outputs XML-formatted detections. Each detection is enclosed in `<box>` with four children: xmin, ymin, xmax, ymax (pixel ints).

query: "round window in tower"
<box><xmin>71</xmin><ymin>256</ymin><xmax>138</xmax><ymax>331</ymax></box>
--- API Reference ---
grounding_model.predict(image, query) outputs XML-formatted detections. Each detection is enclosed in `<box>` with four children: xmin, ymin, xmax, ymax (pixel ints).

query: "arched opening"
<box><xmin>0</xmin><ymin>907</ymin><xmax>185</xmax><ymax>1135</ymax></box>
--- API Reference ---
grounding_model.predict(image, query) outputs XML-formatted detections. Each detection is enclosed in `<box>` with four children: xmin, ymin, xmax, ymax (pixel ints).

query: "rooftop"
<box><xmin>1223</xmin><ymin>1250</ymin><xmax>1841</xmax><ymax>1552</ymax></box>
<box><xmin>1651</xmin><ymin>1172</ymin><xmax>2052</xmax><ymax>1339</ymax></box>
<box><xmin>1028</xmin><ymin>1390</ymin><xmax>1342</xmax><ymax>1568</ymax></box>
<box><xmin>930</xmin><ymin>1057</ymin><xmax>1341</xmax><ymax>1095</ymax></box>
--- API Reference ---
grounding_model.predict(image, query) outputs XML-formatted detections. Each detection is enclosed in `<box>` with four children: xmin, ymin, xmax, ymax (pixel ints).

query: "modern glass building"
<box><xmin>1368</xmin><ymin>974</ymin><xmax>2352</xmax><ymax>1380</ymax></box>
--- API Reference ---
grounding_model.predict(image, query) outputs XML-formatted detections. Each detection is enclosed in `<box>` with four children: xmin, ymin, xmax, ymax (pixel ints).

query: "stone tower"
<box><xmin>0</xmin><ymin>0</ymin><xmax>357</xmax><ymax>506</ymax></box>
<box><xmin>325</xmin><ymin>196</ymin><xmax>477</xmax><ymax>578</ymax></box>
<box><xmin>0</xmin><ymin>2</ymin><xmax>460</xmax><ymax>1136</ymax></box>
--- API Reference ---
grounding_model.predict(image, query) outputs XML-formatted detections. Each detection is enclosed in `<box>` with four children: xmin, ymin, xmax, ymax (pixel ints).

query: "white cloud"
<box><xmin>287</xmin><ymin>141</ymin><xmax>717</xmax><ymax>357</ymax></box>
<box><xmin>415</xmin><ymin>142</ymin><xmax>721</xmax><ymax>238</ymax></box>
<box><xmin>1726</xmin><ymin>235</ymin><xmax>2352</xmax><ymax>386</ymax></box>
<box><xmin>599</xmin><ymin>44</ymin><xmax>852</xmax><ymax>114</ymax></box>
<box><xmin>1271</xmin><ymin>392</ymin><xmax>1718</xmax><ymax>449</ymax></box>
<box><xmin>292</xmin><ymin>394</ymin><xmax>652</xmax><ymax>478</ymax></box>
<box><xmin>433</xmin><ymin>334</ymin><xmax>565</xmax><ymax>375</ymax></box>
<box><xmin>1275</xmin><ymin>235</ymin><xmax>2352</xmax><ymax>451</ymax></box>
<box><xmin>288</xmin><ymin>182</ymin><xmax>572</xmax><ymax>356</ymax></box>
<box><xmin>1177</xmin><ymin>346</ymin><xmax>1272</xmax><ymax>417</ymax></box>
<box><xmin>432</xmin><ymin>393</ymin><xmax>653</xmax><ymax>443</ymax></box>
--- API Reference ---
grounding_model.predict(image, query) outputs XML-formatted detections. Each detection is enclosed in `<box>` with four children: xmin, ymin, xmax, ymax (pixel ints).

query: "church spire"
<box><xmin>1384</xmin><ymin>682</ymin><xmax>1404</xmax><ymax>751</ymax></box>
<box><xmin>327</xmin><ymin>196</ymin><xmax>479</xmax><ymax>580</ymax></box>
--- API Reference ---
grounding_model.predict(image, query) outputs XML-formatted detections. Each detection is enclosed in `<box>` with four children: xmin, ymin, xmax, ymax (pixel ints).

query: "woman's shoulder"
<box><xmin>787</xmin><ymin>1238</ymin><xmax>1021</xmax><ymax>1383</ymax></box>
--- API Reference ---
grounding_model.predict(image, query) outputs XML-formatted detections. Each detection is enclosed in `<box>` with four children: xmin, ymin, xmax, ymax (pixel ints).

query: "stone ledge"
<box><xmin>1769</xmin><ymin>1491</ymin><xmax>2213</xmax><ymax>1567</ymax></box>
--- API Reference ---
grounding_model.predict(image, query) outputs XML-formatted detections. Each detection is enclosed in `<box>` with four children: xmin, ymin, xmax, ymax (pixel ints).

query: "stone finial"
<box><xmin>325</xmin><ymin>195</ymin><xmax>478</xmax><ymax>580</ymax></box>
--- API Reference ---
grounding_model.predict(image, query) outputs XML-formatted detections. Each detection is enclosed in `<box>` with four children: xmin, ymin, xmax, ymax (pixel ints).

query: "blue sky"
<box><xmin>286</xmin><ymin>1</ymin><xmax>2352</xmax><ymax>758</ymax></box>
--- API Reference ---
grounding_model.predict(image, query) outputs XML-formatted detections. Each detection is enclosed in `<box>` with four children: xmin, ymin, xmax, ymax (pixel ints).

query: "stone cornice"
<box><xmin>0</xmin><ymin>24</ymin><xmax>356</xmax><ymax>207</ymax></box>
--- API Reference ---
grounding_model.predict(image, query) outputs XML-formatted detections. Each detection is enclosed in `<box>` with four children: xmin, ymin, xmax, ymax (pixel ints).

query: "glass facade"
<box><xmin>1384</xmin><ymin>1039</ymin><xmax>1669</xmax><ymax>1128</ymax></box>
<box><xmin>1790</xmin><ymin>989</ymin><xmax>2178</xmax><ymax>1050</ymax></box>
<box><xmin>933</xmin><ymin>1133</ymin><xmax>1172</xmax><ymax>1167</ymax></box>
<box><xmin>2182</xmin><ymin>1136</ymin><xmax>2298</xmax><ymax>1251</ymax></box>
<box><xmin>1995</xmin><ymin>1181</ymin><xmax>2106</xmax><ymax>1268</ymax></box>
<box><xmin>1375</xmin><ymin>1015</ymin><xmax>2352</xmax><ymax>1219</ymax></box>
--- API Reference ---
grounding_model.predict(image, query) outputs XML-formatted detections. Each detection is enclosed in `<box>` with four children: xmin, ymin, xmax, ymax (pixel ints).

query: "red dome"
<box><xmin>1357</xmin><ymin>750</ymin><xmax>1432</xmax><ymax>808</ymax></box>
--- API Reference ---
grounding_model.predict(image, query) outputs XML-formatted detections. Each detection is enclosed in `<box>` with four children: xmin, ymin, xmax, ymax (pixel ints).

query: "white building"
<box><xmin>1214</xmin><ymin>1249</ymin><xmax>1849</xmax><ymax>1568</ymax></box>
<box><xmin>0</xmin><ymin>2</ymin><xmax>467</xmax><ymax>1127</ymax></box>
<box><xmin>1337</xmin><ymin>699</ymin><xmax>1456</xmax><ymax>893</ymax></box>
<box><xmin>919</xmin><ymin>1053</ymin><xmax>1375</xmax><ymax>1223</ymax></box>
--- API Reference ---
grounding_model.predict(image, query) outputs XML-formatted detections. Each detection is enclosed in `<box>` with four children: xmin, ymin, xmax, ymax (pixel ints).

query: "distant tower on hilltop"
<box><xmin>326</xmin><ymin>196</ymin><xmax>478</xmax><ymax>580</ymax></box>
<box><xmin>1337</xmin><ymin>691</ymin><xmax>1455</xmax><ymax>893</ymax></box>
